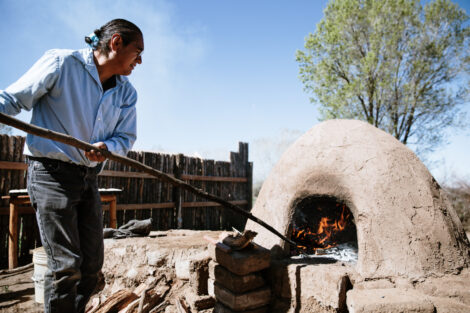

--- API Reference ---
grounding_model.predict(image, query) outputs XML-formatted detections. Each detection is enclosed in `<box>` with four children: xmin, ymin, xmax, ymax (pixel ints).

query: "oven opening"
<box><xmin>290</xmin><ymin>196</ymin><xmax>358</xmax><ymax>263</ymax></box>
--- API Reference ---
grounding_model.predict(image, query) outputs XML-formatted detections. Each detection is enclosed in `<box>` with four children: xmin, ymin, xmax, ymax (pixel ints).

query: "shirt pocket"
<box><xmin>100</xmin><ymin>95</ymin><xmax>122</xmax><ymax>136</ymax></box>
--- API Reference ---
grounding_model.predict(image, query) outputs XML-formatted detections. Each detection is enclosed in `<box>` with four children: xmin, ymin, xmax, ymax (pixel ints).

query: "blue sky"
<box><xmin>0</xmin><ymin>0</ymin><xmax>469</xmax><ymax>185</ymax></box>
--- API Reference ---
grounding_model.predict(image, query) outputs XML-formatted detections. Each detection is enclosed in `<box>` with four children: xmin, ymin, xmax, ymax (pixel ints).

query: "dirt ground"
<box><xmin>0</xmin><ymin>265</ymin><xmax>41</xmax><ymax>313</ymax></box>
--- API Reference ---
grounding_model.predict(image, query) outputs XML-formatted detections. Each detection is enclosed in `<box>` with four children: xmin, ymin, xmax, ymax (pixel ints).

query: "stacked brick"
<box><xmin>209</xmin><ymin>243</ymin><xmax>271</xmax><ymax>312</ymax></box>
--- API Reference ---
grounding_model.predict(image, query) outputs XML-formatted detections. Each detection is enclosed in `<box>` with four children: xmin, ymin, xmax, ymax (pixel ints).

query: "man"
<box><xmin>0</xmin><ymin>19</ymin><xmax>143</xmax><ymax>313</ymax></box>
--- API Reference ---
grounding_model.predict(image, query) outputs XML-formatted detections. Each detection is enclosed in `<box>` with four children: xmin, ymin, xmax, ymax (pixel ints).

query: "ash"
<box><xmin>293</xmin><ymin>242</ymin><xmax>358</xmax><ymax>263</ymax></box>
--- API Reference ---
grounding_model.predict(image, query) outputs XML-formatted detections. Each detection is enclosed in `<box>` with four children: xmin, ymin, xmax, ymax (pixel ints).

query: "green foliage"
<box><xmin>444</xmin><ymin>180</ymin><xmax>470</xmax><ymax>232</ymax></box>
<box><xmin>297</xmin><ymin>0</ymin><xmax>470</xmax><ymax>155</ymax></box>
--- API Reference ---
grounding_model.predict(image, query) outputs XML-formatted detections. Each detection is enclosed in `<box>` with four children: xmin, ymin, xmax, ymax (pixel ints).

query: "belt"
<box><xmin>27</xmin><ymin>156</ymin><xmax>101</xmax><ymax>173</ymax></box>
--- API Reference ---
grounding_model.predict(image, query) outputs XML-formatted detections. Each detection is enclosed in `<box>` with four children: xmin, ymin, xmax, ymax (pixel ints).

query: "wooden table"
<box><xmin>2</xmin><ymin>188</ymin><xmax>121</xmax><ymax>269</ymax></box>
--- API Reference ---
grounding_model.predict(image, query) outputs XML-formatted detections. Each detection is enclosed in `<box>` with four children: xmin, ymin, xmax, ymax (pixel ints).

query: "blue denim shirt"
<box><xmin>0</xmin><ymin>48</ymin><xmax>137</xmax><ymax>167</ymax></box>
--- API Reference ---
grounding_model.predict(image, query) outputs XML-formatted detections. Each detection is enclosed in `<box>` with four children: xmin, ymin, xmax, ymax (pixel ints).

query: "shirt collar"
<box><xmin>72</xmin><ymin>48</ymin><xmax>128</xmax><ymax>88</ymax></box>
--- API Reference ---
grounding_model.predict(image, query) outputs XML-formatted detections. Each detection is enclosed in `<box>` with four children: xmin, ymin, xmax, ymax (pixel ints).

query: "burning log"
<box><xmin>291</xmin><ymin>203</ymin><xmax>356</xmax><ymax>255</ymax></box>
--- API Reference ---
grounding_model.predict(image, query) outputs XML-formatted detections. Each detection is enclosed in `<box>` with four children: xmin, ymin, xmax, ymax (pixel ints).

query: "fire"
<box><xmin>292</xmin><ymin>204</ymin><xmax>352</xmax><ymax>254</ymax></box>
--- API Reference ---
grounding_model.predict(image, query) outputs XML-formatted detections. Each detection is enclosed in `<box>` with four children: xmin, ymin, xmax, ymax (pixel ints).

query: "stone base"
<box><xmin>214</xmin><ymin>283</ymin><xmax>271</xmax><ymax>311</ymax></box>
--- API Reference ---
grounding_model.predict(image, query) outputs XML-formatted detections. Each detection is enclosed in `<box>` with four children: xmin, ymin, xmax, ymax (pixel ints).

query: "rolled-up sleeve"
<box><xmin>0</xmin><ymin>50</ymin><xmax>60</xmax><ymax>115</ymax></box>
<box><xmin>103</xmin><ymin>87</ymin><xmax>137</xmax><ymax>156</ymax></box>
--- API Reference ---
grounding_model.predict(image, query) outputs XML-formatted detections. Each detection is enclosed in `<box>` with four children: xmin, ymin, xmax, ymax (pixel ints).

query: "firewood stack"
<box><xmin>85</xmin><ymin>275</ymin><xmax>172</xmax><ymax>313</ymax></box>
<box><xmin>206</xmin><ymin>230</ymin><xmax>272</xmax><ymax>313</ymax></box>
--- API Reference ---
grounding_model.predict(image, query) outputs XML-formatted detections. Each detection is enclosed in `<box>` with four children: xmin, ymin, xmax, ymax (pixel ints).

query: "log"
<box><xmin>175</xmin><ymin>298</ymin><xmax>188</xmax><ymax>313</ymax></box>
<box><xmin>0</xmin><ymin>112</ymin><xmax>297</xmax><ymax>248</ymax></box>
<box><xmin>95</xmin><ymin>289</ymin><xmax>138</xmax><ymax>313</ymax></box>
<box><xmin>138</xmin><ymin>284</ymin><xmax>170</xmax><ymax>313</ymax></box>
<box><xmin>86</xmin><ymin>297</ymin><xmax>101</xmax><ymax>313</ymax></box>
<box><xmin>118</xmin><ymin>298</ymin><xmax>140</xmax><ymax>313</ymax></box>
<box><xmin>117</xmin><ymin>277</ymin><xmax>170</xmax><ymax>313</ymax></box>
<box><xmin>148</xmin><ymin>301</ymin><xmax>169</xmax><ymax>313</ymax></box>
<box><xmin>137</xmin><ymin>291</ymin><xmax>146</xmax><ymax>313</ymax></box>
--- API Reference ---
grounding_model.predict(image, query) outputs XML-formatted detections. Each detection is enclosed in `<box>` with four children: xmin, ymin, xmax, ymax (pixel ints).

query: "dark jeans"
<box><xmin>27</xmin><ymin>157</ymin><xmax>104</xmax><ymax>313</ymax></box>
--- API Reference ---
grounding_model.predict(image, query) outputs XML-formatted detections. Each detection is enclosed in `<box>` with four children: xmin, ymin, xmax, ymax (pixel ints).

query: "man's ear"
<box><xmin>109</xmin><ymin>34</ymin><xmax>122</xmax><ymax>52</ymax></box>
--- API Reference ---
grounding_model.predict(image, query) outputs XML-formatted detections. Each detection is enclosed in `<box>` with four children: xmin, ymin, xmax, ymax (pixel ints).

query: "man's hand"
<box><xmin>85</xmin><ymin>142</ymin><xmax>108</xmax><ymax>162</ymax></box>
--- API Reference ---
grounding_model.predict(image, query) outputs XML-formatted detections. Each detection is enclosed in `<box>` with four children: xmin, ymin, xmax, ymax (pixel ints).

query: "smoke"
<box><xmin>251</xmin><ymin>128</ymin><xmax>303</xmax><ymax>187</ymax></box>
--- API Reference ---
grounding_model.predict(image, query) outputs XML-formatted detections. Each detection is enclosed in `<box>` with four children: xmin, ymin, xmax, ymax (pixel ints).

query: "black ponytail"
<box><xmin>84</xmin><ymin>19</ymin><xmax>142</xmax><ymax>56</ymax></box>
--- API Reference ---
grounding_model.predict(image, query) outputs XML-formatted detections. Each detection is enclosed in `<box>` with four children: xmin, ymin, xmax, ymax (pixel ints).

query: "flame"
<box><xmin>292</xmin><ymin>204</ymin><xmax>352</xmax><ymax>254</ymax></box>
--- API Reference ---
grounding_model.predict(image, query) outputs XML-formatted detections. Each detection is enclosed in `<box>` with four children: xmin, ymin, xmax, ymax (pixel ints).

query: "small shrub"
<box><xmin>444</xmin><ymin>180</ymin><xmax>470</xmax><ymax>232</ymax></box>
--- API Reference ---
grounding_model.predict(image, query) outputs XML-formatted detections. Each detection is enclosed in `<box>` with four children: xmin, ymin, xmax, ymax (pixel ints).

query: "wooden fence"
<box><xmin>0</xmin><ymin>135</ymin><xmax>252</xmax><ymax>268</ymax></box>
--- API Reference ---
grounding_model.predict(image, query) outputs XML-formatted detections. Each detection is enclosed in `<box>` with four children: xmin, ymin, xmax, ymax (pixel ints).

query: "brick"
<box><xmin>210</xmin><ymin>262</ymin><xmax>265</xmax><ymax>293</ymax></box>
<box><xmin>269</xmin><ymin>260</ymin><xmax>352</xmax><ymax>311</ymax></box>
<box><xmin>427</xmin><ymin>296</ymin><xmax>470</xmax><ymax>313</ymax></box>
<box><xmin>346</xmin><ymin>288</ymin><xmax>435</xmax><ymax>313</ymax></box>
<box><xmin>213</xmin><ymin>302</ymin><xmax>268</xmax><ymax>313</ymax></box>
<box><xmin>414</xmin><ymin>272</ymin><xmax>470</xmax><ymax>306</ymax></box>
<box><xmin>186</xmin><ymin>291</ymin><xmax>215</xmax><ymax>311</ymax></box>
<box><xmin>214</xmin><ymin>283</ymin><xmax>271</xmax><ymax>311</ymax></box>
<box><xmin>189</xmin><ymin>257</ymin><xmax>211</xmax><ymax>295</ymax></box>
<box><xmin>209</xmin><ymin>243</ymin><xmax>270</xmax><ymax>276</ymax></box>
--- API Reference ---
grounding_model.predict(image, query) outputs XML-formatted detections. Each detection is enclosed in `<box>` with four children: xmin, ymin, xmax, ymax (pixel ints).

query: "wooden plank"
<box><xmin>182</xmin><ymin>174</ymin><xmax>248</xmax><ymax>182</ymax></box>
<box><xmin>99</xmin><ymin>169</ymin><xmax>248</xmax><ymax>182</ymax></box>
<box><xmin>0</xmin><ymin>164</ymin><xmax>248</xmax><ymax>182</ymax></box>
<box><xmin>123</xmin><ymin>151</ymin><xmax>134</xmax><ymax>223</ymax></box>
<box><xmin>117</xmin><ymin>202</ymin><xmax>175</xmax><ymax>210</ymax></box>
<box><xmin>111</xmin><ymin>200</ymin><xmax>248</xmax><ymax>211</ymax></box>
<box><xmin>181</xmin><ymin>200</ymin><xmax>248</xmax><ymax>208</ymax></box>
<box><xmin>9</xmin><ymin>201</ymin><xmax>18</xmax><ymax>269</ymax></box>
<box><xmin>174</xmin><ymin>154</ymin><xmax>184</xmax><ymax>229</ymax></box>
<box><xmin>140</xmin><ymin>152</ymin><xmax>149</xmax><ymax>220</ymax></box>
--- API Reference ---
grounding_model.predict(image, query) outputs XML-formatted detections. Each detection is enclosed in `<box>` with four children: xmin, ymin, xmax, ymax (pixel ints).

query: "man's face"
<box><xmin>113</xmin><ymin>34</ymin><xmax>144</xmax><ymax>76</ymax></box>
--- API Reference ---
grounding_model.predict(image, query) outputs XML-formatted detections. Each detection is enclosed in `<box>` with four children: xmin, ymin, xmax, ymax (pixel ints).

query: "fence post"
<box><xmin>246</xmin><ymin>160</ymin><xmax>253</xmax><ymax>213</ymax></box>
<box><xmin>174</xmin><ymin>154</ymin><xmax>185</xmax><ymax>229</ymax></box>
<box><xmin>243</xmin><ymin>143</ymin><xmax>253</xmax><ymax>229</ymax></box>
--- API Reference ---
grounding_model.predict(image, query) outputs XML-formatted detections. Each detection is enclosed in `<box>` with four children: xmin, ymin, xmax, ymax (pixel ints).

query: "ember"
<box><xmin>290</xmin><ymin>197</ymin><xmax>357</xmax><ymax>256</ymax></box>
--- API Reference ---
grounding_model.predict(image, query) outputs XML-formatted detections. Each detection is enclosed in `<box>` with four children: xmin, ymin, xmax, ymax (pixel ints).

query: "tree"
<box><xmin>296</xmin><ymin>0</ymin><xmax>469</xmax><ymax>155</ymax></box>
<box><xmin>444</xmin><ymin>177</ymin><xmax>470</xmax><ymax>232</ymax></box>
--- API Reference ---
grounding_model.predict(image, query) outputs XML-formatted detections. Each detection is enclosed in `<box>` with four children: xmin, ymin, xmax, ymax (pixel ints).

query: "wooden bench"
<box><xmin>2</xmin><ymin>188</ymin><xmax>122</xmax><ymax>269</ymax></box>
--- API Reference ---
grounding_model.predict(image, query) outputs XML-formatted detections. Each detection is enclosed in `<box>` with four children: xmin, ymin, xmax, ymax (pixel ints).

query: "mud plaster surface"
<box><xmin>246</xmin><ymin>119</ymin><xmax>470</xmax><ymax>281</ymax></box>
